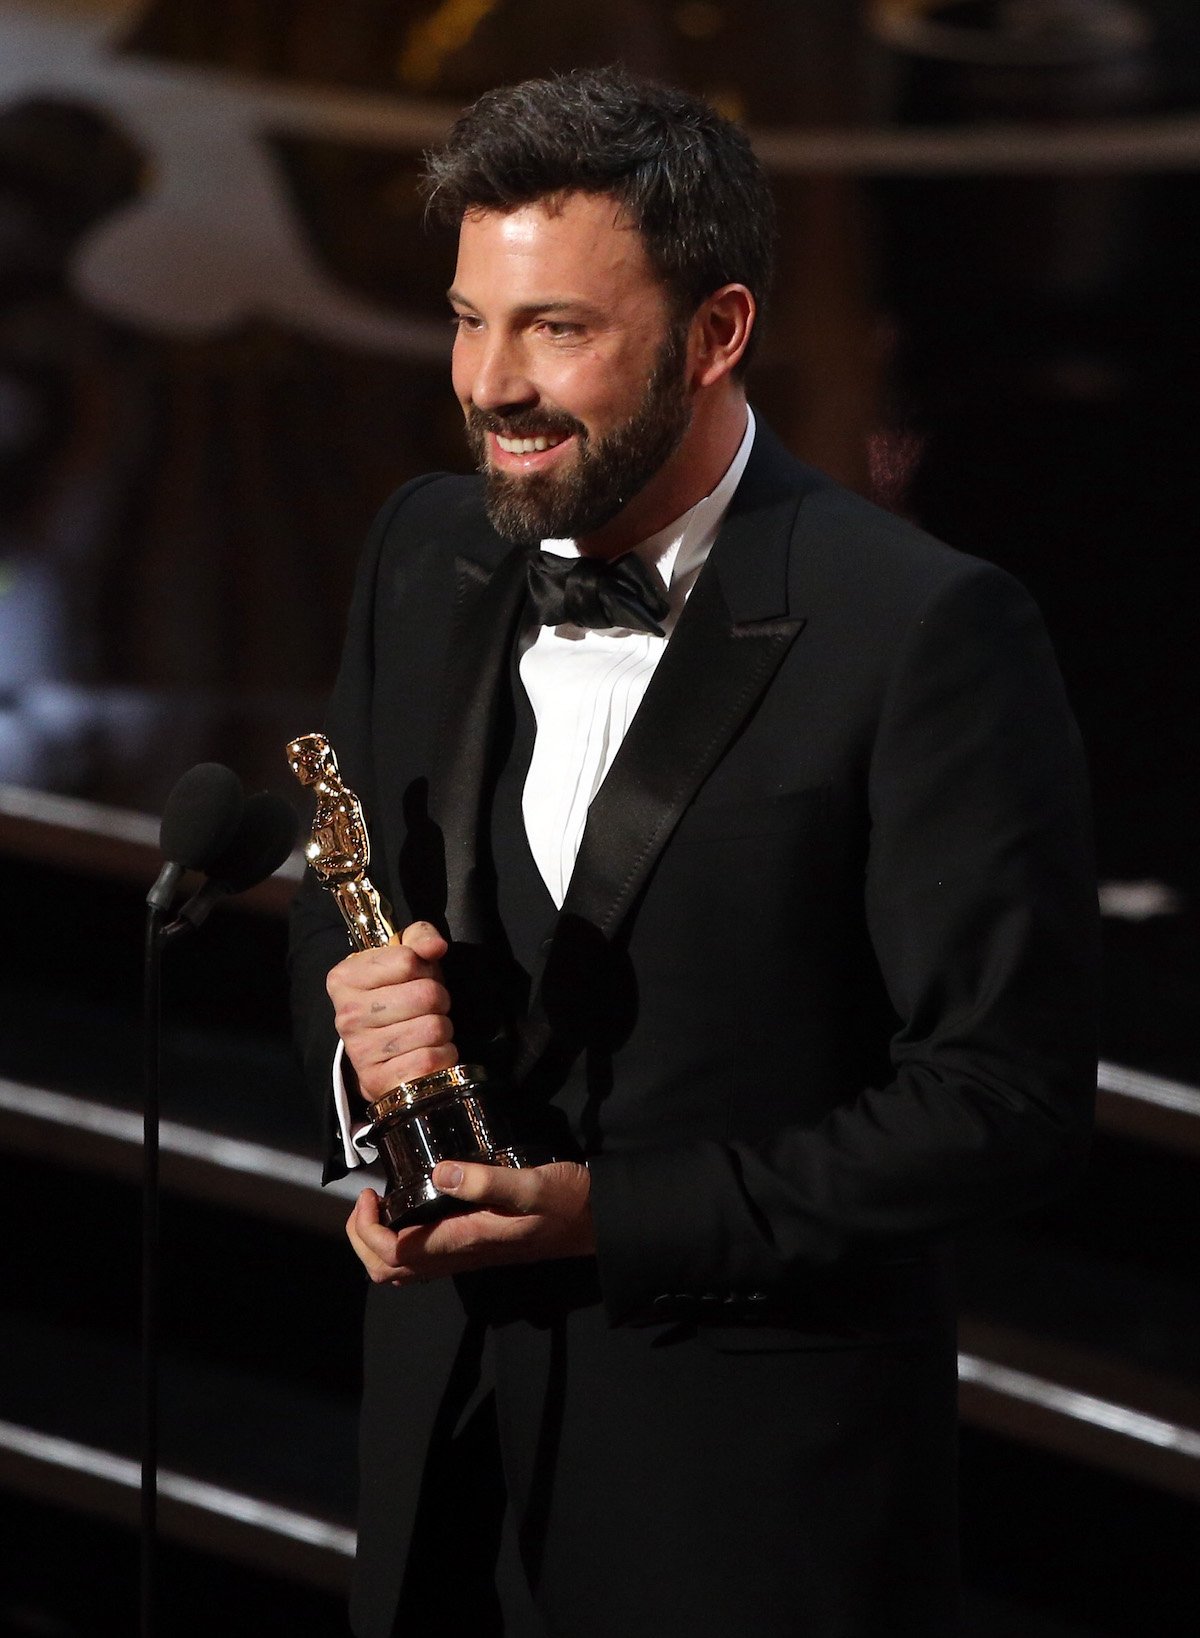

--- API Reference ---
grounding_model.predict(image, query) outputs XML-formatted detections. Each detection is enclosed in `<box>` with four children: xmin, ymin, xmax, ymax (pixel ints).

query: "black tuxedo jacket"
<box><xmin>289</xmin><ymin>425</ymin><xmax>1099</xmax><ymax>1638</ymax></box>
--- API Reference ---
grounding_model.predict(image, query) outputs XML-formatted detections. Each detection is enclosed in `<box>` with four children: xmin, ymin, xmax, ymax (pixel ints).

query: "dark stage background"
<box><xmin>1</xmin><ymin>3</ymin><xmax>1197</xmax><ymax>1634</ymax></box>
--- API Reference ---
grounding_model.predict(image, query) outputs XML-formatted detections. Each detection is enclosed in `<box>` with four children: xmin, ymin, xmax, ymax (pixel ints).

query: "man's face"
<box><xmin>449</xmin><ymin>193</ymin><xmax>692</xmax><ymax>547</ymax></box>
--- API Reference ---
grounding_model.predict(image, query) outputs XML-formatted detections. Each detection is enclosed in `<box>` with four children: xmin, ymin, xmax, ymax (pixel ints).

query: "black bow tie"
<box><xmin>526</xmin><ymin>549</ymin><xmax>670</xmax><ymax>637</ymax></box>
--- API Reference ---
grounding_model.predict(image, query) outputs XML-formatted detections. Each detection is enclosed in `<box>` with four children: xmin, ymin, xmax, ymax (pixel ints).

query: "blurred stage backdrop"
<box><xmin>1</xmin><ymin>4</ymin><xmax>1198</xmax><ymax>1636</ymax></box>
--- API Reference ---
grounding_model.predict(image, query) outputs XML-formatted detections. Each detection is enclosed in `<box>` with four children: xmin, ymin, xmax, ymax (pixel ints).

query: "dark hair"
<box><xmin>423</xmin><ymin>66</ymin><xmax>776</xmax><ymax>371</ymax></box>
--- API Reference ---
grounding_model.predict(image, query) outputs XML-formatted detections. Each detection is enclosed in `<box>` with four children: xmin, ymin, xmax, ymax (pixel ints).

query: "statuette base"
<box><xmin>368</xmin><ymin>1066</ymin><xmax>538</xmax><ymax>1228</ymax></box>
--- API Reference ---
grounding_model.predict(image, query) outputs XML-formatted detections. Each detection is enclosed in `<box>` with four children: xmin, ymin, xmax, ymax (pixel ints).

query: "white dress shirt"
<box><xmin>333</xmin><ymin>409</ymin><xmax>756</xmax><ymax>1167</ymax></box>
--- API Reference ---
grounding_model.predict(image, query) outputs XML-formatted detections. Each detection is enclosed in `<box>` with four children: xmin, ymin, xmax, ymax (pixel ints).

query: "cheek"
<box><xmin>545</xmin><ymin>358</ymin><xmax>631</xmax><ymax>429</ymax></box>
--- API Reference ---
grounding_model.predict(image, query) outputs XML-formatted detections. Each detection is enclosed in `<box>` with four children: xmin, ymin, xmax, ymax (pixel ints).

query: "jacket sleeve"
<box><xmin>587</xmin><ymin>562</ymin><xmax>1100</xmax><ymax>1324</ymax></box>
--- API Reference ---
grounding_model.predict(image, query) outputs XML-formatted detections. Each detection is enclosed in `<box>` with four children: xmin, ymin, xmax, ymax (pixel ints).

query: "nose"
<box><xmin>458</xmin><ymin>330</ymin><xmax>537</xmax><ymax>416</ymax></box>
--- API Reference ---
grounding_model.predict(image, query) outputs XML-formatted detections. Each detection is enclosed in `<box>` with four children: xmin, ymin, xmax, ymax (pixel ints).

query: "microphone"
<box><xmin>147</xmin><ymin>763</ymin><xmax>245</xmax><ymax>913</ymax></box>
<box><xmin>172</xmin><ymin>790</ymin><xmax>299</xmax><ymax>932</ymax></box>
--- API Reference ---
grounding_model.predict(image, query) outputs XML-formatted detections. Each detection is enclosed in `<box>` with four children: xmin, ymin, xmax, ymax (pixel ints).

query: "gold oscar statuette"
<box><xmin>287</xmin><ymin>732</ymin><xmax>533</xmax><ymax>1226</ymax></box>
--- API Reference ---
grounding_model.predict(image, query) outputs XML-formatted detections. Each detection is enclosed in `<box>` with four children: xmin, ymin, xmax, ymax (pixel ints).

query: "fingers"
<box><xmin>346</xmin><ymin>1189</ymin><xmax>424</xmax><ymax>1286</ymax></box>
<box><xmin>345</xmin><ymin>1185</ymin><xmax>501</xmax><ymax>1286</ymax></box>
<box><xmin>327</xmin><ymin>921</ymin><xmax>458</xmax><ymax>1096</ymax></box>
<box><xmin>326</xmin><ymin>925</ymin><xmax>448</xmax><ymax>1007</ymax></box>
<box><xmin>345</xmin><ymin>1162</ymin><xmax>596</xmax><ymax>1287</ymax></box>
<box><xmin>361</xmin><ymin>1008</ymin><xmax>455</xmax><ymax>1067</ymax></box>
<box><xmin>429</xmin><ymin>1160</ymin><xmax>594</xmax><ymax>1255</ymax></box>
<box><xmin>345</xmin><ymin>1179</ymin><xmax>536</xmax><ymax>1289</ymax></box>
<box><xmin>357</xmin><ymin>1044</ymin><xmax>460</xmax><ymax>1100</ymax></box>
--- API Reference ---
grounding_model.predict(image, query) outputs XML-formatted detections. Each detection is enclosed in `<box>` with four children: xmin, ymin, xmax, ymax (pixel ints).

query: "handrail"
<box><xmin>0</xmin><ymin>782</ymin><xmax>302</xmax><ymax>915</ymax></box>
<box><xmin>1</xmin><ymin>1074</ymin><xmax>1196</xmax><ymax>1501</ymax></box>
<box><xmin>2</xmin><ymin>786</ymin><xmax>1198</xmax><ymax>1152</ymax></box>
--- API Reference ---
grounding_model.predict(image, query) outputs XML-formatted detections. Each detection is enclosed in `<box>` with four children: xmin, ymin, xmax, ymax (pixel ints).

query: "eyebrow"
<box><xmin>445</xmin><ymin>289</ymin><xmax>603</xmax><ymax>321</ymax></box>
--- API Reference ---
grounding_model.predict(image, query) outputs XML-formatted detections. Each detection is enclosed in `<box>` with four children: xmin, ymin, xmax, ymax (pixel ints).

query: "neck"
<box><xmin>576</xmin><ymin>389</ymin><xmax>748</xmax><ymax>560</ymax></box>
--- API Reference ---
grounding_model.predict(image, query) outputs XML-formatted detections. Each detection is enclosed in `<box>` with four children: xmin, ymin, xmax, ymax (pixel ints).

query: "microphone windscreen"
<box><xmin>207</xmin><ymin>791</ymin><xmax>299</xmax><ymax>891</ymax></box>
<box><xmin>158</xmin><ymin>763</ymin><xmax>245</xmax><ymax>871</ymax></box>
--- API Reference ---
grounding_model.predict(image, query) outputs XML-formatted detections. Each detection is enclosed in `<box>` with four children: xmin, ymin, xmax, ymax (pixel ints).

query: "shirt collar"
<box><xmin>540</xmin><ymin>406</ymin><xmax>756</xmax><ymax>609</ymax></box>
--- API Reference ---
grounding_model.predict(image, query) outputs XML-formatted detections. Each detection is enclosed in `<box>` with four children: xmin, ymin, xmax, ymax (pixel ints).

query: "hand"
<box><xmin>347</xmin><ymin>1159</ymin><xmax>595</xmax><ymax>1286</ymax></box>
<box><xmin>326</xmin><ymin>920</ymin><xmax>457</xmax><ymax>1099</ymax></box>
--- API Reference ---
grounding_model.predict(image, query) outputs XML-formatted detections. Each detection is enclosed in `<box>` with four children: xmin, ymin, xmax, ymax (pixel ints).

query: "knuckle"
<box><xmin>407</xmin><ymin>1045</ymin><xmax>456</xmax><ymax>1079</ymax></box>
<box><xmin>330</xmin><ymin>949</ymin><xmax>373</xmax><ymax>991</ymax></box>
<box><xmin>409</xmin><ymin>1014</ymin><xmax>453</xmax><ymax>1050</ymax></box>
<box><xmin>333</xmin><ymin>1002</ymin><xmax>360</xmax><ymax>1036</ymax></box>
<box><xmin>407</xmin><ymin>979</ymin><xmax>441</xmax><ymax>1015</ymax></box>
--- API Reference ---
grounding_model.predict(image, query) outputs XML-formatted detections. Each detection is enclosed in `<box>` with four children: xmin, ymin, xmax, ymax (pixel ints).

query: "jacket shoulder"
<box><xmin>370</xmin><ymin>471</ymin><xmax>498</xmax><ymax>563</ymax></box>
<box><xmin>789</xmin><ymin>473</ymin><xmax>1035</xmax><ymax>634</ymax></box>
<box><xmin>745</xmin><ymin>419</ymin><xmax>1019</xmax><ymax>619</ymax></box>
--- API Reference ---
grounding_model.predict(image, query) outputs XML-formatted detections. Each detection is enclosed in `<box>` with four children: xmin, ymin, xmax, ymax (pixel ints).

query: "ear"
<box><xmin>689</xmin><ymin>284</ymin><xmax>755</xmax><ymax>389</ymax></box>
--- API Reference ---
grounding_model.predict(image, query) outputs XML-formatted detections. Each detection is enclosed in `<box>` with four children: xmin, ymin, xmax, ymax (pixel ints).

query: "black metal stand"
<box><xmin>141</xmin><ymin>905</ymin><xmax>163</xmax><ymax>1638</ymax></box>
<box><xmin>141</xmin><ymin>905</ymin><xmax>195</xmax><ymax>1638</ymax></box>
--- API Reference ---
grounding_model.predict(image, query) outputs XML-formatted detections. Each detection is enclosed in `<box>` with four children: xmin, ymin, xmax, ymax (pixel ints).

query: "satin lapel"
<box><xmin>564</xmin><ymin>562</ymin><xmax>804</xmax><ymax>942</ymax></box>
<box><xmin>563</xmin><ymin>434</ymin><xmax>815</xmax><ymax>937</ymax></box>
<box><xmin>517</xmin><ymin>433</ymin><xmax>819</xmax><ymax>1070</ymax></box>
<box><xmin>428</xmin><ymin>542</ymin><xmax>531</xmax><ymax>943</ymax></box>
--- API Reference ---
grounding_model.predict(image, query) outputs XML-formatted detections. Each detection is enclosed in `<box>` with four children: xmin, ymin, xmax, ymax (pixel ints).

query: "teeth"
<box><xmin>496</xmin><ymin>433</ymin><xmax>566</xmax><ymax>455</ymax></box>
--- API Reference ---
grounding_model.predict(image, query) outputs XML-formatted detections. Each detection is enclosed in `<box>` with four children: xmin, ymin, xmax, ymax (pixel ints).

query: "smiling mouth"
<box><xmin>494</xmin><ymin>431</ymin><xmax>571</xmax><ymax>456</ymax></box>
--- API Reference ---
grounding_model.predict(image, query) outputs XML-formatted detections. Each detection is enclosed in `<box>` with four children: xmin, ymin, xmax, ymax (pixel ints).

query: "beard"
<box><xmin>465</xmin><ymin>324</ymin><xmax>691</xmax><ymax>545</ymax></box>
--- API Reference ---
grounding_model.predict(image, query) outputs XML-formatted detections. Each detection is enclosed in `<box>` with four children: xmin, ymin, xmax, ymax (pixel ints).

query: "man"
<box><xmin>289</xmin><ymin>67</ymin><xmax>1098</xmax><ymax>1638</ymax></box>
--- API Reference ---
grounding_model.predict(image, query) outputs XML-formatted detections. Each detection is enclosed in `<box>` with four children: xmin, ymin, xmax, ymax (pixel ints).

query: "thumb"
<box><xmin>432</xmin><ymin>1160</ymin><xmax>540</xmax><ymax>1215</ymax></box>
<box><xmin>400</xmin><ymin>919</ymin><xmax>449</xmax><ymax>962</ymax></box>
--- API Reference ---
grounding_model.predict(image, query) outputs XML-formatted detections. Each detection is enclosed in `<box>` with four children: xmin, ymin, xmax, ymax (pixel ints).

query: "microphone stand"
<box><xmin>139</xmin><ymin>772</ymin><xmax>296</xmax><ymax>1635</ymax></box>
<box><xmin>141</xmin><ymin>899</ymin><xmax>201</xmax><ymax>1638</ymax></box>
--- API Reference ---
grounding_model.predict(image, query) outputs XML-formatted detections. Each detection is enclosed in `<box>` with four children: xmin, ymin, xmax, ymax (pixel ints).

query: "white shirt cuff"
<box><xmin>332</xmin><ymin>1037</ymin><xmax>379</xmax><ymax>1168</ymax></box>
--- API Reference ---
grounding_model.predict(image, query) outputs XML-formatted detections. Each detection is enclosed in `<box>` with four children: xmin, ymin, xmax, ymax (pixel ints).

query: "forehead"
<box><xmin>453</xmin><ymin>192</ymin><xmax>663</xmax><ymax>309</ymax></box>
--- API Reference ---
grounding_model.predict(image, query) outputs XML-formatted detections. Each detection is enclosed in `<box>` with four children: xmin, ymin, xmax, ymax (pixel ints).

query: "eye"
<box><xmin>450</xmin><ymin>311</ymin><xmax>483</xmax><ymax>333</ymax></box>
<box><xmin>538</xmin><ymin>320</ymin><xmax>582</xmax><ymax>340</ymax></box>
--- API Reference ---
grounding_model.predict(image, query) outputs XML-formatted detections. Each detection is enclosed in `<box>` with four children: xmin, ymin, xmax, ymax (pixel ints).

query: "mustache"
<box><xmin>466</xmin><ymin>406</ymin><xmax>586</xmax><ymax>442</ymax></box>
